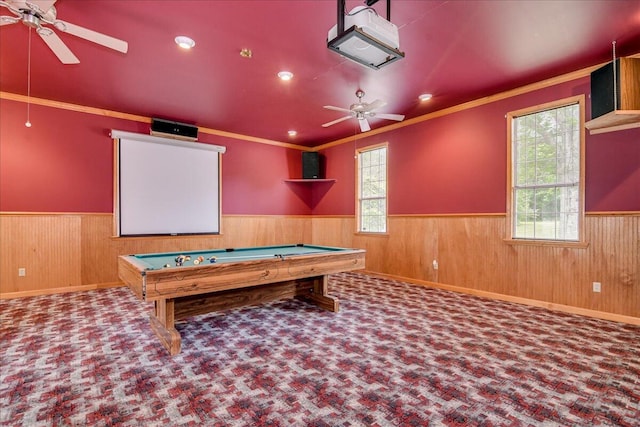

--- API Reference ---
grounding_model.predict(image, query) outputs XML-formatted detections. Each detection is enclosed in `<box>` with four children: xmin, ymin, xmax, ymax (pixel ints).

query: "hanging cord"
<box><xmin>25</xmin><ymin>27</ymin><xmax>32</xmax><ymax>127</ymax></box>
<box><xmin>612</xmin><ymin>41</ymin><xmax>617</xmax><ymax>111</ymax></box>
<box><xmin>353</xmin><ymin>119</ymin><xmax>359</xmax><ymax>159</ymax></box>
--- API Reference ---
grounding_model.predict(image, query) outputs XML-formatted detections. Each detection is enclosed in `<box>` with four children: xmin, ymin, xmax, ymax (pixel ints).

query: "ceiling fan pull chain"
<box><xmin>25</xmin><ymin>26</ymin><xmax>32</xmax><ymax>128</ymax></box>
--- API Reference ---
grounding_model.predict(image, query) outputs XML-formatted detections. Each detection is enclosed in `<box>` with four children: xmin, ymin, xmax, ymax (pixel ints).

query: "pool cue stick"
<box><xmin>213</xmin><ymin>251</ymin><xmax>326</xmax><ymax>261</ymax></box>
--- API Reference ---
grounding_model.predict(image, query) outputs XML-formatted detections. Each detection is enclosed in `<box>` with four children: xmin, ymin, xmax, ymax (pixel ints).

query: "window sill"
<box><xmin>503</xmin><ymin>238</ymin><xmax>589</xmax><ymax>249</ymax></box>
<box><xmin>355</xmin><ymin>232</ymin><xmax>390</xmax><ymax>237</ymax></box>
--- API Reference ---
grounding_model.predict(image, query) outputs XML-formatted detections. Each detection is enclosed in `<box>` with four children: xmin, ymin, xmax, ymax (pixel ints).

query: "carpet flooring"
<box><xmin>1</xmin><ymin>273</ymin><xmax>639</xmax><ymax>426</ymax></box>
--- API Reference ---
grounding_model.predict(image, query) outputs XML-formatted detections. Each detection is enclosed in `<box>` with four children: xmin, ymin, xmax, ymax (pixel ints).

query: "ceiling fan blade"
<box><xmin>359</xmin><ymin>118</ymin><xmax>371</xmax><ymax>132</ymax></box>
<box><xmin>363</xmin><ymin>99</ymin><xmax>387</xmax><ymax>112</ymax></box>
<box><xmin>322</xmin><ymin>116</ymin><xmax>352</xmax><ymax>128</ymax></box>
<box><xmin>0</xmin><ymin>0</ymin><xmax>22</xmax><ymax>15</ymax></box>
<box><xmin>0</xmin><ymin>15</ymin><xmax>20</xmax><ymax>25</ymax></box>
<box><xmin>38</xmin><ymin>28</ymin><xmax>79</xmax><ymax>64</ymax></box>
<box><xmin>55</xmin><ymin>20</ymin><xmax>128</xmax><ymax>53</ymax></box>
<box><xmin>28</xmin><ymin>0</ymin><xmax>57</xmax><ymax>15</ymax></box>
<box><xmin>375</xmin><ymin>113</ymin><xmax>405</xmax><ymax>121</ymax></box>
<box><xmin>322</xmin><ymin>116</ymin><xmax>352</xmax><ymax>127</ymax></box>
<box><xmin>323</xmin><ymin>105</ymin><xmax>353</xmax><ymax>114</ymax></box>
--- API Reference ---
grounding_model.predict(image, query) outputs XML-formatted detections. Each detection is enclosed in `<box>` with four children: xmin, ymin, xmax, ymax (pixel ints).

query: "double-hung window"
<box><xmin>506</xmin><ymin>95</ymin><xmax>585</xmax><ymax>244</ymax></box>
<box><xmin>357</xmin><ymin>144</ymin><xmax>388</xmax><ymax>233</ymax></box>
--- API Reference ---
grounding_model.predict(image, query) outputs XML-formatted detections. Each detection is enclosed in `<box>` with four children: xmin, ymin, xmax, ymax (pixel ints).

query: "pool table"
<box><xmin>118</xmin><ymin>244</ymin><xmax>365</xmax><ymax>355</ymax></box>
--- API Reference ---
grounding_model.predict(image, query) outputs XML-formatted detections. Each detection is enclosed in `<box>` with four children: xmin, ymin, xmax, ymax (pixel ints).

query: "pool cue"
<box><xmin>211</xmin><ymin>251</ymin><xmax>326</xmax><ymax>261</ymax></box>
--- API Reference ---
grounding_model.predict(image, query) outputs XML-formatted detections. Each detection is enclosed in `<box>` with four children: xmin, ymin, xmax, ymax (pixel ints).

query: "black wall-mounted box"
<box><xmin>151</xmin><ymin>118</ymin><xmax>199</xmax><ymax>141</ymax></box>
<box><xmin>302</xmin><ymin>152</ymin><xmax>323</xmax><ymax>179</ymax></box>
<box><xmin>590</xmin><ymin>57</ymin><xmax>640</xmax><ymax>119</ymax></box>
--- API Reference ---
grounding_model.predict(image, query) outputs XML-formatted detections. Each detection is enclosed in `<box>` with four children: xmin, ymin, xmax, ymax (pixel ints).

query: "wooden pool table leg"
<box><xmin>149</xmin><ymin>298</ymin><xmax>181</xmax><ymax>355</ymax></box>
<box><xmin>301</xmin><ymin>275</ymin><xmax>340</xmax><ymax>312</ymax></box>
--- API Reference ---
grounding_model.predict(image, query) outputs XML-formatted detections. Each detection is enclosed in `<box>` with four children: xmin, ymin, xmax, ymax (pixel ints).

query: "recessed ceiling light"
<box><xmin>175</xmin><ymin>36</ymin><xmax>195</xmax><ymax>49</ymax></box>
<box><xmin>278</xmin><ymin>71</ymin><xmax>294</xmax><ymax>81</ymax></box>
<box><xmin>288</xmin><ymin>130</ymin><xmax>297</xmax><ymax>137</ymax></box>
<box><xmin>419</xmin><ymin>93</ymin><xmax>433</xmax><ymax>101</ymax></box>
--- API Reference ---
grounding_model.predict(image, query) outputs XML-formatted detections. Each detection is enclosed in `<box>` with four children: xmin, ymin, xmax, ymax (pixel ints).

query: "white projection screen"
<box><xmin>113</xmin><ymin>130</ymin><xmax>226</xmax><ymax>236</ymax></box>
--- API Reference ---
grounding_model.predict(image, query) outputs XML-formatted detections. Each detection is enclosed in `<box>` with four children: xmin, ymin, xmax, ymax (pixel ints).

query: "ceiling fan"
<box><xmin>0</xmin><ymin>0</ymin><xmax>128</xmax><ymax>64</ymax></box>
<box><xmin>322</xmin><ymin>89</ymin><xmax>405</xmax><ymax>132</ymax></box>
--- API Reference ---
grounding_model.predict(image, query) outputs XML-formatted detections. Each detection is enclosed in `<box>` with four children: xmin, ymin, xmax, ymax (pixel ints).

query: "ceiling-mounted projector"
<box><xmin>328</xmin><ymin>3</ymin><xmax>404</xmax><ymax>70</ymax></box>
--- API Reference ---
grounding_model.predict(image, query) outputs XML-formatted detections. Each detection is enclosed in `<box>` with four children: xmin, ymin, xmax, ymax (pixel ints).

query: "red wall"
<box><xmin>0</xmin><ymin>99</ymin><xmax>312</xmax><ymax>215</ymax></box>
<box><xmin>2</xmin><ymin>75</ymin><xmax>638</xmax><ymax>217</ymax></box>
<box><xmin>0</xmin><ymin>102</ymin><xmax>138</xmax><ymax>212</ymax></box>
<box><xmin>585</xmin><ymin>129</ymin><xmax>640</xmax><ymax>212</ymax></box>
<box><xmin>313</xmin><ymin>77</ymin><xmax>640</xmax><ymax>215</ymax></box>
<box><xmin>221</xmin><ymin>139</ymin><xmax>311</xmax><ymax>215</ymax></box>
<box><xmin>310</xmin><ymin>141</ymin><xmax>358</xmax><ymax>214</ymax></box>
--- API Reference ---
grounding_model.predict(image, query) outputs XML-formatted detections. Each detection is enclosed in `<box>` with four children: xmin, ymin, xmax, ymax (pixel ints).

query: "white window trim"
<box><xmin>504</xmin><ymin>95</ymin><xmax>588</xmax><ymax>248</ymax></box>
<box><xmin>356</xmin><ymin>143</ymin><xmax>389</xmax><ymax>235</ymax></box>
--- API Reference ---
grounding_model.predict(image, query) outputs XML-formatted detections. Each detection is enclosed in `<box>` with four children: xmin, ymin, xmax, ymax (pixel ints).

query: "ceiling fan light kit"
<box><xmin>327</xmin><ymin>0</ymin><xmax>404</xmax><ymax>70</ymax></box>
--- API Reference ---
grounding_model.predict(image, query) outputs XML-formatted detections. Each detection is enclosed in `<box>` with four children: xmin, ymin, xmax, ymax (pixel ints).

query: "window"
<box><xmin>357</xmin><ymin>144</ymin><xmax>388</xmax><ymax>233</ymax></box>
<box><xmin>506</xmin><ymin>95</ymin><xmax>585</xmax><ymax>243</ymax></box>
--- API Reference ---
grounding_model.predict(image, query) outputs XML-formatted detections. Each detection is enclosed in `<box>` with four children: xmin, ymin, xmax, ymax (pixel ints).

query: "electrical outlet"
<box><xmin>592</xmin><ymin>282</ymin><xmax>601</xmax><ymax>293</ymax></box>
<box><xmin>432</xmin><ymin>260</ymin><xmax>439</xmax><ymax>270</ymax></box>
<box><xmin>18</xmin><ymin>268</ymin><xmax>26</xmax><ymax>277</ymax></box>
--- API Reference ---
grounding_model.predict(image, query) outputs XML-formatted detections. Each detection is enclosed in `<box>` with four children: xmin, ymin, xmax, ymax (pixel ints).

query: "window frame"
<box><xmin>356</xmin><ymin>143</ymin><xmax>389</xmax><ymax>235</ymax></box>
<box><xmin>505</xmin><ymin>95</ymin><xmax>588</xmax><ymax>247</ymax></box>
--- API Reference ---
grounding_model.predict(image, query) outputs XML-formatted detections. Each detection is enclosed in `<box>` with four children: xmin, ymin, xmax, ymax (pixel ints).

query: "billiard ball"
<box><xmin>163</xmin><ymin>263</ymin><xmax>171</xmax><ymax>268</ymax></box>
<box><xmin>208</xmin><ymin>256</ymin><xmax>217</xmax><ymax>263</ymax></box>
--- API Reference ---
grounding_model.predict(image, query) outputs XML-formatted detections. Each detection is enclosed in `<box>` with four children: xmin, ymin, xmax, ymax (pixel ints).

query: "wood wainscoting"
<box><xmin>1</xmin><ymin>214</ymin><xmax>311</xmax><ymax>297</ymax></box>
<box><xmin>311</xmin><ymin>214</ymin><xmax>639</xmax><ymax>320</ymax></box>
<box><xmin>2</xmin><ymin>212</ymin><xmax>638</xmax><ymax>321</ymax></box>
<box><xmin>0</xmin><ymin>214</ymin><xmax>82</xmax><ymax>294</ymax></box>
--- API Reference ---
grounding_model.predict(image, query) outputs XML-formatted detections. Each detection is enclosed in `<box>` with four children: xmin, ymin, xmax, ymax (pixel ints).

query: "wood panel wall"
<box><xmin>0</xmin><ymin>215</ymin><xmax>82</xmax><ymax>291</ymax></box>
<box><xmin>312</xmin><ymin>214</ymin><xmax>639</xmax><ymax>319</ymax></box>
<box><xmin>1</xmin><ymin>213</ymin><xmax>638</xmax><ymax>320</ymax></box>
<box><xmin>1</xmin><ymin>214</ymin><xmax>311</xmax><ymax>295</ymax></box>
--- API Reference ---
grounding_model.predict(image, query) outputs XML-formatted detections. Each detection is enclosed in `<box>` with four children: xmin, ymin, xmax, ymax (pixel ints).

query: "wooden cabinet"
<box><xmin>586</xmin><ymin>57</ymin><xmax>640</xmax><ymax>134</ymax></box>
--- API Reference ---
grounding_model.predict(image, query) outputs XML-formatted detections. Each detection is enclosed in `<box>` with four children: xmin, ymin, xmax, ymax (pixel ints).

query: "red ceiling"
<box><xmin>1</xmin><ymin>0</ymin><xmax>639</xmax><ymax>146</ymax></box>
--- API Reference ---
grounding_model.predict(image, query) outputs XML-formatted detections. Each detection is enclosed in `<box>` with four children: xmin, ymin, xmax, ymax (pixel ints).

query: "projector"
<box><xmin>327</xmin><ymin>6</ymin><xmax>403</xmax><ymax>69</ymax></box>
<box><xmin>328</xmin><ymin>6</ymin><xmax>400</xmax><ymax>50</ymax></box>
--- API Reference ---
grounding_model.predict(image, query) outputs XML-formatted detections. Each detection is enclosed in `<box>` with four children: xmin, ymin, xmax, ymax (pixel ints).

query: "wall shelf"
<box><xmin>284</xmin><ymin>179</ymin><xmax>336</xmax><ymax>183</ymax></box>
<box><xmin>284</xmin><ymin>179</ymin><xmax>336</xmax><ymax>209</ymax></box>
<box><xmin>585</xmin><ymin>110</ymin><xmax>640</xmax><ymax>135</ymax></box>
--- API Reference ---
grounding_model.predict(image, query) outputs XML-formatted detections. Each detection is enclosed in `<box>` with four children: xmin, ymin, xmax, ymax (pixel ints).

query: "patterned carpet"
<box><xmin>1</xmin><ymin>273</ymin><xmax>639</xmax><ymax>426</ymax></box>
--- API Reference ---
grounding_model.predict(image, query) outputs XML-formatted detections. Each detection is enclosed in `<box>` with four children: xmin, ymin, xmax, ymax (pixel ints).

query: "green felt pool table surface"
<box><xmin>127</xmin><ymin>244</ymin><xmax>352</xmax><ymax>270</ymax></box>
